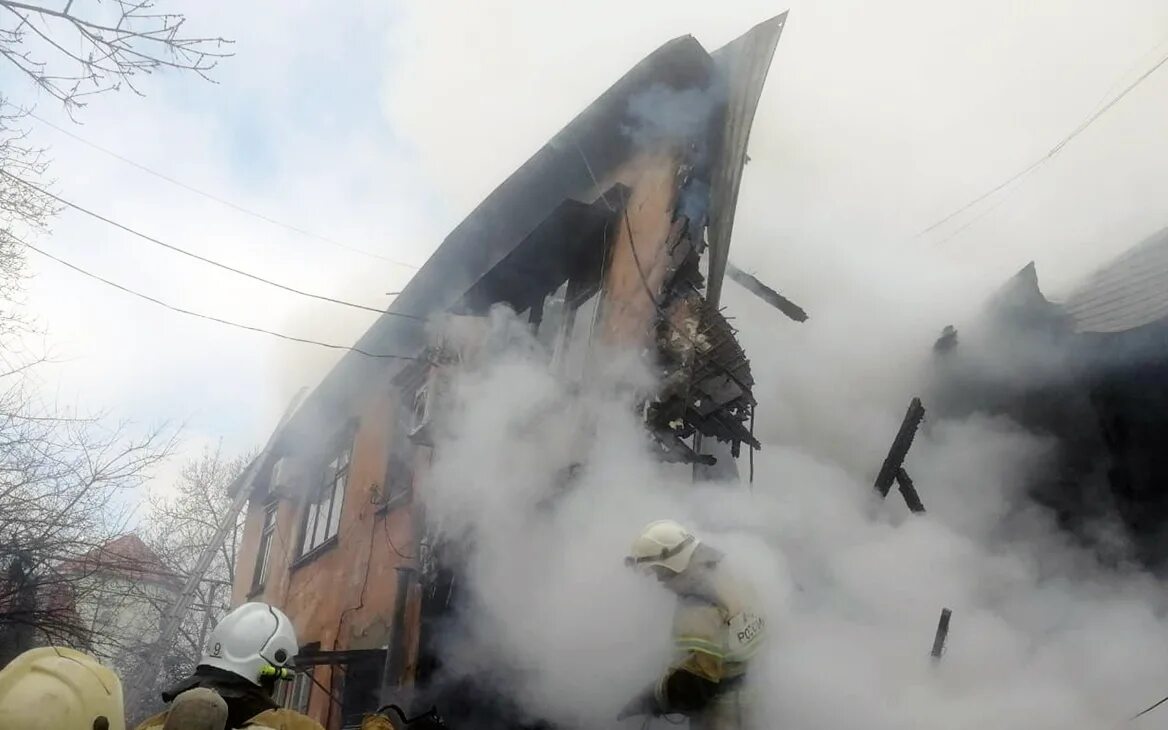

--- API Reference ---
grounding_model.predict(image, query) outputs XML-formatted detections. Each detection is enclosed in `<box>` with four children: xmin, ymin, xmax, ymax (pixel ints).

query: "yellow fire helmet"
<box><xmin>0</xmin><ymin>646</ymin><xmax>125</xmax><ymax>730</ymax></box>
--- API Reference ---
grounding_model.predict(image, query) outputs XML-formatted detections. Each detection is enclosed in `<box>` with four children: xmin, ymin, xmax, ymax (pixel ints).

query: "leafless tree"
<box><xmin>0</xmin><ymin>405</ymin><xmax>177</xmax><ymax>663</ymax></box>
<box><xmin>121</xmin><ymin>444</ymin><xmax>250</xmax><ymax>719</ymax></box>
<box><xmin>0</xmin><ymin>0</ymin><xmax>231</xmax><ymax>305</ymax></box>
<box><xmin>0</xmin><ymin>0</ymin><xmax>231</xmax><ymax>112</ymax></box>
<box><xmin>0</xmin><ymin>0</ymin><xmax>230</xmax><ymax>681</ymax></box>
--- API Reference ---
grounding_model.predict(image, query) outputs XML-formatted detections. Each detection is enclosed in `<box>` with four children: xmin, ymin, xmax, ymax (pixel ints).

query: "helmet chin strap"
<box><xmin>259</xmin><ymin>666</ymin><xmax>295</xmax><ymax>681</ymax></box>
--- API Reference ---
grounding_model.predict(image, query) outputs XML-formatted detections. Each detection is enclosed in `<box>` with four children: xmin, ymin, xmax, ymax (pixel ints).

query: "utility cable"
<box><xmin>0</xmin><ymin>170</ymin><xmax>422</xmax><ymax>321</ymax></box>
<box><xmin>919</xmin><ymin>45</ymin><xmax>1168</xmax><ymax>240</ymax></box>
<box><xmin>382</xmin><ymin>512</ymin><xmax>416</xmax><ymax>561</ymax></box>
<box><xmin>1128</xmin><ymin>691</ymin><xmax>1168</xmax><ymax>722</ymax></box>
<box><xmin>5</xmin><ymin>102</ymin><xmax>419</xmax><ymax>269</ymax></box>
<box><xmin>572</xmin><ymin>145</ymin><xmax>756</xmax><ymax>399</ymax></box>
<box><xmin>14</xmin><ymin>234</ymin><xmax>419</xmax><ymax>360</ymax></box>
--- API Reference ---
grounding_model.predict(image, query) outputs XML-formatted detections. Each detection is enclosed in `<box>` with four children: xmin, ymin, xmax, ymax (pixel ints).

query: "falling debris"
<box><xmin>930</xmin><ymin>608</ymin><xmax>952</xmax><ymax>662</ymax></box>
<box><xmin>726</xmin><ymin>262</ymin><xmax>808</xmax><ymax>322</ymax></box>
<box><xmin>894</xmin><ymin>467</ymin><xmax>926</xmax><ymax>514</ymax></box>
<box><xmin>874</xmin><ymin>397</ymin><xmax>926</xmax><ymax>512</ymax></box>
<box><xmin>933</xmin><ymin>325</ymin><xmax>958</xmax><ymax>353</ymax></box>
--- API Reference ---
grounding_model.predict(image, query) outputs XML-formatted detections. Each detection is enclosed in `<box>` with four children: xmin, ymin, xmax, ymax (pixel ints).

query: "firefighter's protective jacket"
<box><xmin>653</xmin><ymin>545</ymin><xmax>765</xmax><ymax>729</ymax></box>
<box><xmin>136</xmin><ymin>704</ymin><xmax>326</xmax><ymax>730</ymax></box>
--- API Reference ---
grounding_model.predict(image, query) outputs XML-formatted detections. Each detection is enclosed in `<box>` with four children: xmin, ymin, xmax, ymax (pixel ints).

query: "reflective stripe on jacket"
<box><xmin>135</xmin><ymin>706</ymin><xmax>325</xmax><ymax>730</ymax></box>
<box><xmin>653</xmin><ymin>545</ymin><xmax>766</xmax><ymax>723</ymax></box>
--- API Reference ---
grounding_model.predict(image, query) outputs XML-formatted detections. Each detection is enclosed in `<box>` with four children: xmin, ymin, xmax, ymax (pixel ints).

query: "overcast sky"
<box><xmin>3</xmin><ymin>0</ymin><xmax>1167</xmax><ymax>496</ymax></box>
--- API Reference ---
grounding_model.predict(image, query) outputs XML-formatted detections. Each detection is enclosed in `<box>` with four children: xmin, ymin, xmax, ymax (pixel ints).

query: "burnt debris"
<box><xmin>644</xmin><ymin>164</ymin><xmax>761</xmax><ymax>467</ymax></box>
<box><xmin>933</xmin><ymin>325</ymin><xmax>958</xmax><ymax>353</ymax></box>
<box><xmin>726</xmin><ymin>262</ymin><xmax>808</xmax><ymax>322</ymax></box>
<box><xmin>874</xmin><ymin>397</ymin><xmax>927</xmax><ymax>513</ymax></box>
<box><xmin>930</xmin><ymin>607</ymin><xmax>952</xmax><ymax>663</ymax></box>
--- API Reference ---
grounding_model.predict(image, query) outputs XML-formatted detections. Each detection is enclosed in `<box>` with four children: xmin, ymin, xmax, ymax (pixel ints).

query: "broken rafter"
<box><xmin>930</xmin><ymin>607</ymin><xmax>952</xmax><ymax>662</ymax></box>
<box><xmin>895</xmin><ymin>467</ymin><xmax>926</xmax><ymax>514</ymax></box>
<box><xmin>874</xmin><ymin>397</ymin><xmax>926</xmax><ymax>500</ymax></box>
<box><xmin>726</xmin><ymin>262</ymin><xmax>808</xmax><ymax>322</ymax></box>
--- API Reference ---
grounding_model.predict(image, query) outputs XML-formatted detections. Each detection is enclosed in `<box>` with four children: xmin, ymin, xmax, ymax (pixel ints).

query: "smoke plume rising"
<box><xmin>416</xmin><ymin>248</ymin><xmax>1168</xmax><ymax>730</ymax></box>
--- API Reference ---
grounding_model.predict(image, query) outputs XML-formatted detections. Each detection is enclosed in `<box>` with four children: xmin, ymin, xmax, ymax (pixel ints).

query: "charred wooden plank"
<box><xmin>895</xmin><ymin>467</ymin><xmax>926</xmax><ymax>513</ymax></box>
<box><xmin>874</xmin><ymin>397</ymin><xmax>926</xmax><ymax>498</ymax></box>
<box><xmin>931</xmin><ymin>608</ymin><xmax>952</xmax><ymax>662</ymax></box>
<box><xmin>726</xmin><ymin>262</ymin><xmax>808</xmax><ymax>322</ymax></box>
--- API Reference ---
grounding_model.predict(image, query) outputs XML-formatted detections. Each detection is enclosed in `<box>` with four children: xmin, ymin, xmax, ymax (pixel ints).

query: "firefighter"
<box><xmin>618</xmin><ymin>520</ymin><xmax>766</xmax><ymax>730</ymax></box>
<box><xmin>0</xmin><ymin>646</ymin><xmax>125</xmax><ymax>730</ymax></box>
<box><xmin>135</xmin><ymin>602</ymin><xmax>324</xmax><ymax>730</ymax></box>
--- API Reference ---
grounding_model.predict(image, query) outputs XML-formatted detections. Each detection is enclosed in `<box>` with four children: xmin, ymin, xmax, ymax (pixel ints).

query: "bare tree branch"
<box><xmin>0</xmin><ymin>0</ymin><xmax>232</xmax><ymax>113</ymax></box>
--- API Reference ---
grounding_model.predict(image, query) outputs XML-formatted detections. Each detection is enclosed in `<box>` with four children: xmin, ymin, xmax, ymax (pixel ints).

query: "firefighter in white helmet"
<box><xmin>0</xmin><ymin>646</ymin><xmax>125</xmax><ymax>730</ymax></box>
<box><xmin>135</xmin><ymin>602</ymin><xmax>324</xmax><ymax>730</ymax></box>
<box><xmin>618</xmin><ymin>520</ymin><xmax>766</xmax><ymax>730</ymax></box>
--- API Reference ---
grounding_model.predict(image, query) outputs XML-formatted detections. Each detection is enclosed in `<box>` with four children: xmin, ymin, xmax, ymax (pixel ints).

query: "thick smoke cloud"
<box><xmin>418</xmin><ymin>278</ymin><xmax>1168</xmax><ymax>730</ymax></box>
<box><xmin>383</xmin><ymin>3</ymin><xmax>1168</xmax><ymax>728</ymax></box>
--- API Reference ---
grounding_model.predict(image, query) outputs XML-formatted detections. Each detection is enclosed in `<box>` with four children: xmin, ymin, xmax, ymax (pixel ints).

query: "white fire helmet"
<box><xmin>0</xmin><ymin>646</ymin><xmax>125</xmax><ymax>730</ymax></box>
<box><xmin>625</xmin><ymin>519</ymin><xmax>701</xmax><ymax>575</ymax></box>
<box><xmin>200</xmin><ymin>602</ymin><xmax>299</xmax><ymax>686</ymax></box>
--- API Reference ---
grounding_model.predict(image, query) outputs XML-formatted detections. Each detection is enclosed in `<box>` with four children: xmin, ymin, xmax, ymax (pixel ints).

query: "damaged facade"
<box><xmin>930</xmin><ymin>227</ymin><xmax>1168</xmax><ymax>565</ymax></box>
<box><xmin>230</xmin><ymin>15</ymin><xmax>786</xmax><ymax>729</ymax></box>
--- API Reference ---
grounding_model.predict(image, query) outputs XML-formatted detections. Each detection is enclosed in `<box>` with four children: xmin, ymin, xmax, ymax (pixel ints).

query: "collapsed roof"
<box><xmin>277</xmin><ymin>14</ymin><xmax>789</xmax><ymax>451</ymax></box>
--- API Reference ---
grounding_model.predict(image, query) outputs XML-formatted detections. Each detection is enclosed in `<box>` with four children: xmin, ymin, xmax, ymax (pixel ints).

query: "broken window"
<box><xmin>250</xmin><ymin>501</ymin><xmax>278</xmax><ymax>592</ymax></box>
<box><xmin>299</xmin><ymin>434</ymin><xmax>352</xmax><ymax>556</ymax></box>
<box><xmin>408</xmin><ymin>382</ymin><xmax>434</xmax><ymax>447</ymax></box>
<box><xmin>382</xmin><ymin>401</ymin><xmax>415</xmax><ymax>502</ymax></box>
<box><xmin>275</xmin><ymin>661</ymin><xmax>314</xmax><ymax>713</ymax></box>
<box><xmin>276</xmin><ymin>641</ymin><xmax>319</xmax><ymax>712</ymax></box>
<box><xmin>534</xmin><ymin>281</ymin><xmax>569</xmax><ymax>354</ymax></box>
<box><xmin>554</xmin><ymin>285</ymin><xmax>602</xmax><ymax>381</ymax></box>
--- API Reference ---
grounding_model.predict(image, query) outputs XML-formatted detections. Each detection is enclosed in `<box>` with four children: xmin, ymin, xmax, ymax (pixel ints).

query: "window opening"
<box><xmin>251</xmin><ymin>501</ymin><xmax>279</xmax><ymax>591</ymax></box>
<box><xmin>300</xmin><ymin>436</ymin><xmax>352</xmax><ymax>556</ymax></box>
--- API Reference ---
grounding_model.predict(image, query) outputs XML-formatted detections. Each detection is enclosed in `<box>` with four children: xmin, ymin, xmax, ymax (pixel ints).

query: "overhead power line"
<box><xmin>12</xmin><ymin>234</ymin><xmax>418</xmax><ymax>361</ymax></box>
<box><xmin>0</xmin><ymin>170</ymin><xmax>423</xmax><ymax>321</ymax></box>
<box><xmin>920</xmin><ymin>45</ymin><xmax>1168</xmax><ymax>241</ymax></box>
<box><xmin>7</xmin><ymin>103</ymin><xmax>419</xmax><ymax>270</ymax></box>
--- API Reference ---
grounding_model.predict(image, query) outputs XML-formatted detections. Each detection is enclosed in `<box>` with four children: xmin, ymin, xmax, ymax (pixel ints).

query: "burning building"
<box><xmin>229</xmin><ymin>14</ymin><xmax>787</xmax><ymax>728</ymax></box>
<box><xmin>930</xmin><ymin>227</ymin><xmax>1168</xmax><ymax>565</ymax></box>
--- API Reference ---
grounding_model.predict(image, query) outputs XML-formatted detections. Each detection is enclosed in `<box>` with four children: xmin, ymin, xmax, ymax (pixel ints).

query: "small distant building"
<box><xmin>62</xmin><ymin>534</ymin><xmax>183</xmax><ymax>664</ymax></box>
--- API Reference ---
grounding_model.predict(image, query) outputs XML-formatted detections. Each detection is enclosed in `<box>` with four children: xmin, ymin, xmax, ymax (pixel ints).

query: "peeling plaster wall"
<box><xmin>231</xmin><ymin>385</ymin><xmax>423</xmax><ymax>727</ymax></box>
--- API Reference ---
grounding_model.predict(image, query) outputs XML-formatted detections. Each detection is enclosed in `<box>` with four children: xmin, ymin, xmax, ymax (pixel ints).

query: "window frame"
<box><xmin>275</xmin><ymin>642</ymin><xmax>318</xmax><ymax>713</ymax></box>
<box><xmin>249</xmin><ymin>500</ymin><xmax>280</xmax><ymax>594</ymax></box>
<box><xmin>551</xmin><ymin>277</ymin><xmax>603</xmax><ymax>377</ymax></box>
<box><xmin>297</xmin><ymin>430</ymin><xmax>354</xmax><ymax>559</ymax></box>
<box><xmin>381</xmin><ymin>416</ymin><xmax>415</xmax><ymax>507</ymax></box>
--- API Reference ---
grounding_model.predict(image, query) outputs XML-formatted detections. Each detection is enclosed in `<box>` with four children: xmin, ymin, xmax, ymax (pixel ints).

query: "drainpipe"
<box><xmin>378</xmin><ymin>565</ymin><xmax>417</xmax><ymax>707</ymax></box>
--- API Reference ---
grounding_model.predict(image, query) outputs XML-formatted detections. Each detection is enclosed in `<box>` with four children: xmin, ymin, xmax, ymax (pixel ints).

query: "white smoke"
<box><xmin>417</xmin><ymin>254</ymin><xmax>1168</xmax><ymax>730</ymax></box>
<box><xmin>384</xmin><ymin>4</ymin><xmax>1168</xmax><ymax>728</ymax></box>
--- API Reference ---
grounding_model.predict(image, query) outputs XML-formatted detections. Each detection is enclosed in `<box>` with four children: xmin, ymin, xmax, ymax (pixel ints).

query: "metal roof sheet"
<box><xmin>1065</xmin><ymin>228</ymin><xmax>1168</xmax><ymax>333</ymax></box>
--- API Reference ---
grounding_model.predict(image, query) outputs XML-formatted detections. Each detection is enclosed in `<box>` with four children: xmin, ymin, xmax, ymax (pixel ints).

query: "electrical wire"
<box><xmin>572</xmin><ymin>145</ymin><xmax>758</xmax><ymax>433</ymax></box>
<box><xmin>0</xmin><ymin>170</ymin><xmax>422</xmax><ymax>321</ymax></box>
<box><xmin>15</xmin><ymin>234</ymin><xmax>420</xmax><ymax>360</ymax></box>
<box><xmin>748</xmin><ymin>403</ymin><xmax>755</xmax><ymax>488</ymax></box>
<box><xmin>1128</xmin><ymin>691</ymin><xmax>1168</xmax><ymax>722</ymax></box>
<box><xmin>6</xmin><ymin>103</ymin><xmax>419</xmax><ymax>270</ymax></box>
<box><xmin>919</xmin><ymin>45</ymin><xmax>1168</xmax><ymax>241</ymax></box>
<box><xmin>303</xmin><ymin>666</ymin><xmax>346</xmax><ymax>717</ymax></box>
<box><xmin>335</xmin><ymin>518</ymin><xmax>378</xmax><ymax>647</ymax></box>
<box><xmin>382</xmin><ymin>511</ymin><xmax>416</xmax><ymax>561</ymax></box>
